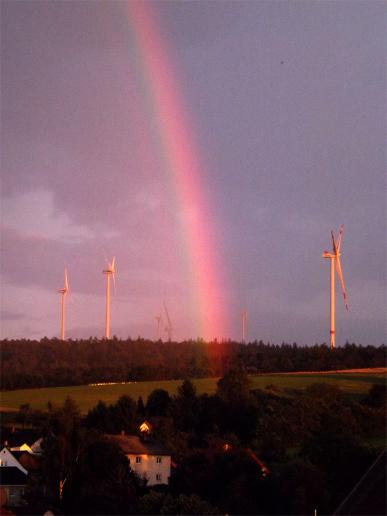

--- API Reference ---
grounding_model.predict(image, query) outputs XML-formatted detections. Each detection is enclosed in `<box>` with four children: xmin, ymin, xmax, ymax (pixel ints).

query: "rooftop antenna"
<box><xmin>163</xmin><ymin>301</ymin><xmax>173</xmax><ymax>342</ymax></box>
<box><xmin>103</xmin><ymin>257</ymin><xmax>116</xmax><ymax>339</ymax></box>
<box><xmin>58</xmin><ymin>268</ymin><xmax>69</xmax><ymax>341</ymax></box>
<box><xmin>241</xmin><ymin>309</ymin><xmax>247</xmax><ymax>343</ymax></box>
<box><xmin>322</xmin><ymin>226</ymin><xmax>349</xmax><ymax>349</ymax></box>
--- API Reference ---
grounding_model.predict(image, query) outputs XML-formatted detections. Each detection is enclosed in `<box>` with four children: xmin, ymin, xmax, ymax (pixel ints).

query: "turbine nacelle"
<box><xmin>58</xmin><ymin>269</ymin><xmax>69</xmax><ymax>295</ymax></box>
<box><xmin>103</xmin><ymin>257</ymin><xmax>116</xmax><ymax>275</ymax></box>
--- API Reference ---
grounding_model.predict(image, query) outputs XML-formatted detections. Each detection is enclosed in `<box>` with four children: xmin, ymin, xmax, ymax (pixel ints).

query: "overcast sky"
<box><xmin>1</xmin><ymin>0</ymin><xmax>385</xmax><ymax>345</ymax></box>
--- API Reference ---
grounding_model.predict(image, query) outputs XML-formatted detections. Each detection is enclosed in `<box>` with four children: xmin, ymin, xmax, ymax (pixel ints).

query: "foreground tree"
<box><xmin>216</xmin><ymin>366</ymin><xmax>251</xmax><ymax>404</ymax></box>
<box><xmin>301</xmin><ymin>421</ymin><xmax>377</xmax><ymax>510</ymax></box>
<box><xmin>135</xmin><ymin>491</ymin><xmax>220</xmax><ymax>515</ymax></box>
<box><xmin>146</xmin><ymin>389</ymin><xmax>171</xmax><ymax>417</ymax></box>
<box><xmin>361</xmin><ymin>383</ymin><xmax>387</xmax><ymax>408</ymax></box>
<box><xmin>63</xmin><ymin>438</ymin><xmax>142</xmax><ymax>515</ymax></box>
<box><xmin>172</xmin><ymin>380</ymin><xmax>199</xmax><ymax>432</ymax></box>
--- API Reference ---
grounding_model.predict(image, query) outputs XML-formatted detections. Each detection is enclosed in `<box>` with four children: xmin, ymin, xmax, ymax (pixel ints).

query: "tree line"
<box><xmin>8</xmin><ymin>368</ymin><xmax>386</xmax><ymax>515</ymax></box>
<box><xmin>1</xmin><ymin>337</ymin><xmax>385</xmax><ymax>390</ymax></box>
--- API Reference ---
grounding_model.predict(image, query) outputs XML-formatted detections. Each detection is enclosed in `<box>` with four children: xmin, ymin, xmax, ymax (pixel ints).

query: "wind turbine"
<box><xmin>163</xmin><ymin>302</ymin><xmax>173</xmax><ymax>342</ymax></box>
<box><xmin>155</xmin><ymin>314</ymin><xmax>162</xmax><ymax>340</ymax></box>
<box><xmin>103</xmin><ymin>257</ymin><xmax>116</xmax><ymax>339</ymax></box>
<box><xmin>58</xmin><ymin>268</ymin><xmax>69</xmax><ymax>341</ymax></box>
<box><xmin>241</xmin><ymin>309</ymin><xmax>247</xmax><ymax>343</ymax></box>
<box><xmin>322</xmin><ymin>226</ymin><xmax>349</xmax><ymax>350</ymax></box>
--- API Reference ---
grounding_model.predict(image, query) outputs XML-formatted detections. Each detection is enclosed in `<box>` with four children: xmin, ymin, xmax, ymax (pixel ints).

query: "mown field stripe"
<box><xmin>1</xmin><ymin>372</ymin><xmax>385</xmax><ymax>414</ymax></box>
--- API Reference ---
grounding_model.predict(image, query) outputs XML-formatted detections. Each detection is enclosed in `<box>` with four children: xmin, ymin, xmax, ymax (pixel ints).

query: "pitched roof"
<box><xmin>10</xmin><ymin>444</ymin><xmax>32</xmax><ymax>453</ymax></box>
<box><xmin>0</xmin><ymin>467</ymin><xmax>28</xmax><ymax>486</ymax></box>
<box><xmin>17</xmin><ymin>453</ymin><xmax>41</xmax><ymax>471</ymax></box>
<box><xmin>105</xmin><ymin>434</ymin><xmax>170</xmax><ymax>456</ymax></box>
<box><xmin>0</xmin><ymin>448</ymin><xmax>28</xmax><ymax>475</ymax></box>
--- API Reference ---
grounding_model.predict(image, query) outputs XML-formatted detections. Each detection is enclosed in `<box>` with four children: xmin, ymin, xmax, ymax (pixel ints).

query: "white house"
<box><xmin>10</xmin><ymin>443</ymin><xmax>33</xmax><ymax>453</ymax></box>
<box><xmin>106</xmin><ymin>434</ymin><xmax>171</xmax><ymax>486</ymax></box>
<box><xmin>0</xmin><ymin>448</ymin><xmax>28</xmax><ymax>506</ymax></box>
<box><xmin>0</xmin><ymin>448</ymin><xmax>27</xmax><ymax>474</ymax></box>
<box><xmin>10</xmin><ymin>437</ymin><xmax>43</xmax><ymax>455</ymax></box>
<box><xmin>29</xmin><ymin>437</ymin><xmax>43</xmax><ymax>455</ymax></box>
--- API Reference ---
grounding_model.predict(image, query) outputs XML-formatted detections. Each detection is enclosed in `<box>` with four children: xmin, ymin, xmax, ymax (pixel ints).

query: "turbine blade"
<box><xmin>112</xmin><ymin>271</ymin><xmax>116</xmax><ymax>295</ymax></box>
<box><xmin>335</xmin><ymin>255</ymin><xmax>349</xmax><ymax>310</ymax></box>
<box><xmin>336</xmin><ymin>225</ymin><xmax>344</xmax><ymax>253</ymax></box>
<box><xmin>64</xmin><ymin>268</ymin><xmax>69</xmax><ymax>293</ymax></box>
<box><xmin>331</xmin><ymin>230</ymin><xmax>338</xmax><ymax>255</ymax></box>
<box><xmin>163</xmin><ymin>301</ymin><xmax>172</xmax><ymax>333</ymax></box>
<box><xmin>111</xmin><ymin>256</ymin><xmax>115</xmax><ymax>273</ymax></box>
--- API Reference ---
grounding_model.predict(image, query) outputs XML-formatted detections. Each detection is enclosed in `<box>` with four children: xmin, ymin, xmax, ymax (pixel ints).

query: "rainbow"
<box><xmin>125</xmin><ymin>2</ymin><xmax>229</xmax><ymax>340</ymax></box>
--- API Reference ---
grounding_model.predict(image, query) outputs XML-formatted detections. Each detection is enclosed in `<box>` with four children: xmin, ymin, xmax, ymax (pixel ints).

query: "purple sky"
<box><xmin>1</xmin><ymin>0</ymin><xmax>385</xmax><ymax>345</ymax></box>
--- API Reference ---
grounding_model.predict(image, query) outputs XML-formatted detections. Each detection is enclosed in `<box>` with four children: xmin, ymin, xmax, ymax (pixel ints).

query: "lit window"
<box><xmin>136</xmin><ymin>456</ymin><xmax>142</xmax><ymax>463</ymax></box>
<box><xmin>156</xmin><ymin>473</ymin><xmax>162</xmax><ymax>481</ymax></box>
<box><xmin>156</xmin><ymin>456</ymin><xmax>162</xmax><ymax>464</ymax></box>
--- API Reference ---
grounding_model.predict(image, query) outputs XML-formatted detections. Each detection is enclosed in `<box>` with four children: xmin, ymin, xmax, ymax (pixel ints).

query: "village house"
<box><xmin>0</xmin><ymin>448</ymin><xmax>28</xmax><ymax>507</ymax></box>
<box><xmin>106</xmin><ymin>433</ymin><xmax>171</xmax><ymax>486</ymax></box>
<box><xmin>0</xmin><ymin>434</ymin><xmax>42</xmax><ymax>509</ymax></box>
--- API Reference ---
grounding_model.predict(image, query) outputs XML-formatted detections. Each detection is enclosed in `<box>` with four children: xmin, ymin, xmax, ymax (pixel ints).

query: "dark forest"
<box><xmin>1</xmin><ymin>338</ymin><xmax>385</xmax><ymax>390</ymax></box>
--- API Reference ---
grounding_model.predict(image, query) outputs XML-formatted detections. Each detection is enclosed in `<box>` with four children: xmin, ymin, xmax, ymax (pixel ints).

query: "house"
<box><xmin>106</xmin><ymin>433</ymin><xmax>171</xmax><ymax>486</ymax></box>
<box><xmin>30</xmin><ymin>438</ymin><xmax>43</xmax><ymax>455</ymax></box>
<box><xmin>0</xmin><ymin>449</ymin><xmax>27</xmax><ymax>474</ymax></box>
<box><xmin>9</xmin><ymin>444</ymin><xmax>32</xmax><ymax>454</ymax></box>
<box><xmin>139</xmin><ymin>421</ymin><xmax>152</xmax><ymax>435</ymax></box>
<box><xmin>176</xmin><ymin>437</ymin><xmax>269</xmax><ymax>478</ymax></box>
<box><xmin>10</xmin><ymin>438</ymin><xmax>42</xmax><ymax>456</ymax></box>
<box><xmin>0</xmin><ymin>449</ymin><xmax>28</xmax><ymax>507</ymax></box>
<box><xmin>11</xmin><ymin>451</ymin><xmax>40</xmax><ymax>475</ymax></box>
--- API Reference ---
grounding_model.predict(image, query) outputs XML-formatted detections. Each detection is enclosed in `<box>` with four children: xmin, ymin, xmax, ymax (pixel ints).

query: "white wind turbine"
<box><xmin>163</xmin><ymin>302</ymin><xmax>173</xmax><ymax>342</ymax></box>
<box><xmin>103</xmin><ymin>257</ymin><xmax>116</xmax><ymax>339</ymax></box>
<box><xmin>155</xmin><ymin>314</ymin><xmax>162</xmax><ymax>340</ymax></box>
<box><xmin>241</xmin><ymin>309</ymin><xmax>247</xmax><ymax>343</ymax></box>
<box><xmin>58</xmin><ymin>268</ymin><xmax>69</xmax><ymax>341</ymax></box>
<box><xmin>322</xmin><ymin>226</ymin><xmax>349</xmax><ymax>350</ymax></box>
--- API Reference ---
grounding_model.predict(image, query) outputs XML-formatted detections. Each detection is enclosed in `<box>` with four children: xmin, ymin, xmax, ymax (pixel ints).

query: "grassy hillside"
<box><xmin>1</xmin><ymin>370</ymin><xmax>386</xmax><ymax>414</ymax></box>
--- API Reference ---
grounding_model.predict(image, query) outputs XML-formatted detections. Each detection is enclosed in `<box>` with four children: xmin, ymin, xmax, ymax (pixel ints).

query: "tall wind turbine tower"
<box><xmin>163</xmin><ymin>302</ymin><xmax>173</xmax><ymax>342</ymax></box>
<box><xmin>322</xmin><ymin>226</ymin><xmax>349</xmax><ymax>350</ymax></box>
<box><xmin>155</xmin><ymin>314</ymin><xmax>162</xmax><ymax>340</ymax></box>
<box><xmin>241</xmin><ymin>309</ymin><xmax>247</xmax><ymax>343</ymax></box>
<box><xmin>103</xmin><ymin>257</ymin><xmax>116</xmax><ymax>339</ymax></box>
<box><xmin>58</xmin><ymin>268</ymin><xmax>69</xmax><ymax>341</ymax></box>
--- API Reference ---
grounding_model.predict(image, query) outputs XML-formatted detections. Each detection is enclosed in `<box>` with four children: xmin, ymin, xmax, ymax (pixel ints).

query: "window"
<box><xmin>156</xmin><ymin>456</ymin><xmax>162</xmax><ymax>464</ymax></box>
<box><xmin>156</xmin><ymin>473</ymin><xmax>162</xmax><ymax>482</ymax></box>
<box><xmin>136</xmin><ymin>456</ymin><xmax>142</xmax><ymax>464</ymax></box>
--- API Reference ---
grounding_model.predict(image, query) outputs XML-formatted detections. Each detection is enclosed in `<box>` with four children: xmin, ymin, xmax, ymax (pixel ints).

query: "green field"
<box><xmin>1</xmin><ymin>371</ymin><xmax>386</xmax><ymax>414</ymax></box>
